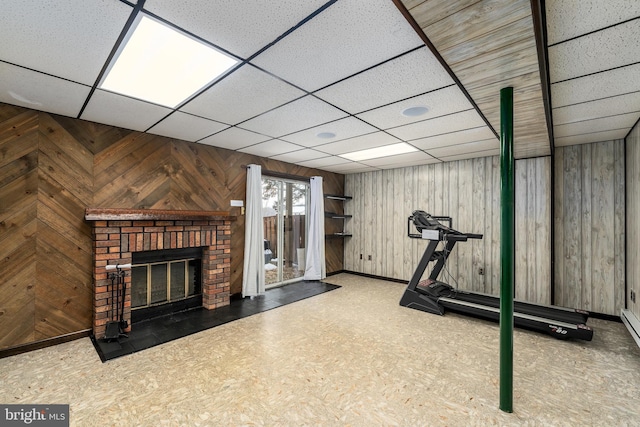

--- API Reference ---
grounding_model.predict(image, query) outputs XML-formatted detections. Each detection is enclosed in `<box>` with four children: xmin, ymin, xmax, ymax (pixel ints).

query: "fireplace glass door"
<box><xmin>131</xmin><ymin>258</ymin><xmax>200</xmax><ymax>309</ymax></box>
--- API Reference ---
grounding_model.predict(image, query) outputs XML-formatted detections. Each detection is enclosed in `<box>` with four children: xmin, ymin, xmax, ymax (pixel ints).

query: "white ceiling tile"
<box><xmin>147</xmin><ymin>111</ymin><xmax>228</xmax><ymax>142</ymax></box>
<box><xmin>81</xmin><ymin>90</ymin><xmax>172</xmax><ymax>132</ymax></box>
<box><xmin>199</xmin><ymin>127</ymin><xmax>270</xmax><ymax>151</ymax></box>
<box><xmin>552</xmin><ymin>91</ymin><xmax>640</xmax><ymax>125</ymax></box>
<box><xmin>387</xmin><ymin>110</ymin><xmax>487</xmax><ymax>141</ymax></box>
<box><xmin>426</xmin><ymin>139</ymin><xmax>499</xmax><ymax>158</ymax></box>
<box><xmin>238</xmin><ymin>139</ymin><xmax>302</xmax><ymax>157</ymax></box>
<box><xmin>361</xmin><ymin>151</ymin><xmax>438</xmax><ymax>168</ymax></box>
<box><xmin>546</xmin><ymin>0</ymin><xmax>640</xmax><ymax>45</ymax></box>
<box><xmin>549</xmin><ymin>19</ymin><xmax>640</xmax><ymax>83</ymax></box>
<box><xmin>553</xmin><ymin>112</ymin><xmax>638</xmax><ymax>138</ymax></box>
<box><xmin>281</xmin><ymin>117</ymin><xmax>377</xmax><ymax>147</ymax></box>
<box><xmin>270</xmin><ymin>149</ymin><xmax>328</xmax><ymax>163</ymax></box>
<box><xmin>315</xmin><ymin>132</ymin><xmax>401</xmax><ymax>155</ymax></box>
<box><xmin>0</xmin><ymin>1</ymin><xmax>131</xmax><ymax>85</ymax></box>
<box><xmin>0</xmin><ymin>63</ymin><xmax>90</xmax><ymax>118</ymax></box>
<box><xmin>144</xmin><ymin>0</ymin><xmax>327</xmax><ymax>58</ymax></box>
<box><xmin>181</xmin><ymin>65</ymin><xmax>305</xmax><ymax>125</ymax></box>
<box><xmin>251</xmin><ymin>0</ymin><xmax>423</xmax><ymax>92</ymax></box>
<box><xmin>315</xmin><ymin>48</ymin><xmax>455</xmax><ymax>113</ymax></box>
<box><xmin>355</xmin><ymin>85</ymin><xmax>473</xmax><ymax>129</ymax></box>
<box><xmin>297</xmin><ymin>156</ymin><xmax>351</xmax><ymax>168</ymax></box>
<box><xmin>555</xmin><ymin>129</ymin><xmax>628</xmax><ymax>147</ymax></box>
<box><xmin>411</xmin><ymin>127</ymin><xmax>497</xmax><ymax>151</ymax></box>
<box><xmin>238</xmin><ymin>96</ymin><xmax>347</xmax><ymax>137</ymax></box>
<box><xmin>439</xmin><ymin>149</ymin><xmax>501</xmax><ymax>162</ymax></box>
<box><xmin>322</xmin><ymin>163</ymin><xmax>379</xmax><ymax>174</ymax></box>
<box><xmin>550</xmin><ymin>63</ymin><xmax>640</xmax><ymax>107</ymax></box>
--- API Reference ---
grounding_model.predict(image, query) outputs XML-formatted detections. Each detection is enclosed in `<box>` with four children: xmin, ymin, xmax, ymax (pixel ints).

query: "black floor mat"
<box><xmin>91</xmin><ymin>281</ymin><xmax>340</xmax><ymax>362</ymax></box>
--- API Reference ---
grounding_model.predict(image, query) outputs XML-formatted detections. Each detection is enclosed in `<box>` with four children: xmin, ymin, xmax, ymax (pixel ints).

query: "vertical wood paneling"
<box><xmin>555</xmin><ymin>140</ymin><xmax>625</xmax><ymax>315</ymax></box>
<box><xmin>562</xmin><ymin>145</ymin><xmax>582</xmax><ymax>309</ymax></box>
<box><xmin>363</xmin><ymin>169</ymin><xmax>373</xmax><ymax>275</ymax></box>
<box><xmin>554</xmin><ymin>147</ymin><xmax>565</xmax><ymax>305</ymax></box>
<box><xmin>392</xmin><ymin>168</ymin><xmax>404</xmax><ymax>279</ymax></box>
<box><xmin>345</xmin><ymin>156</ymin><xmax>552</xmax><ymax>303</ymax></box>
<box><xmin>613</xmin><ymin>140</ymin><xmax>625</xmax><ymax>313</ymax></box>
<box><xmin>490</xmin><ymin>156</ymin><xmax>501</xmax><ymax>295</ymax></box>
<box><xmin>374</xmin><ymin>171</ymin><xmax>385</xmax><ymax>277</ymax></box>
<box><xmin>402</xmin><ymin>167</ymin><xmax>414</xmax><ymax>279</ymax></box>
<box><xmin>581</xmin><ymin>145</ymin><xmax>593</xmax><ymax>310</ymax></box>
<box><xmin>343</xmin><ymin>175</ymin><xmax>355</xmax><ymax>271</ymax></box>
<box><xmin>591</xmin><ymin>143</ymin><xmax>614</xmax><ymax>313</ymax></box>
<box><xmin>627</xmin><ymin>120</ymin><xmax>640</xmax><ymax>319</ymax></box>
<box><xmin>514</xmin><ymin>157</ymin><xmax>551</xmax><ymax>305</ymax></box>
<box><xmin>471</xmin><ymin>157</ymin><xmax>486</xmax><ymax>292</ymax></box>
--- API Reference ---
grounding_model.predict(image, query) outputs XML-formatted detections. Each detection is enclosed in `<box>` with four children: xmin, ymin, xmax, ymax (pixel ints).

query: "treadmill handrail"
<box><xmin>407</xmin><ymin>211</ymin><xmax>483</xmax><ymax>241</ymax></box>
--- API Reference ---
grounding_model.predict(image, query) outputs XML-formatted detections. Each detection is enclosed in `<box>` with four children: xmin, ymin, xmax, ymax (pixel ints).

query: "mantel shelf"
<box><xmin>85</xmin><ymin>208</ymin><xmax>235</xmax><ymax>221</ymax></box>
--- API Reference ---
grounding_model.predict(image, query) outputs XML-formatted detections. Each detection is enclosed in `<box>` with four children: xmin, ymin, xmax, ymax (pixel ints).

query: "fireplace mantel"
<box><xmin>85</xmin><ymin>208</ymin><xmax>235</xmax><ymax>339</ymax></box>
<box><xmin>85</xmin><ymin>208</ymin><xmax>235</xmax><ymax>221</ymax></box>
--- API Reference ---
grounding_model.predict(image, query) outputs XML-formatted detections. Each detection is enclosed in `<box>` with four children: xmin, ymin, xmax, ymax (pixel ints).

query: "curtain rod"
<box><xmin>241</xmin><ymin>164</ymin><xmax>311</xmax><ymax>183</ymax></box>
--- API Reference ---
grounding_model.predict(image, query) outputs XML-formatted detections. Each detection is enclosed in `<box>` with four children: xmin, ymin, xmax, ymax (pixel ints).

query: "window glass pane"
<box><xmin>131</xmin><ymin>266</ymin><xmax>148</xmax><ymax>308</ymax></box>
<box><xmin>150</xmin><ymin>264</ymin><xmax>167</xmax><ymax>304</ymax></box>
<box><xmin>170</xmin><ymin>261</ymin><xmax>186</xmax><ymax>300</ymax></box>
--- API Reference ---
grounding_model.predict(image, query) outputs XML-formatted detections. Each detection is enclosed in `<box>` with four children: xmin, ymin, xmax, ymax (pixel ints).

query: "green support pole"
<box><xmin>499</xmin><ymin>86</ymin><xmax>514</xmax><ymax>413</ymax></box>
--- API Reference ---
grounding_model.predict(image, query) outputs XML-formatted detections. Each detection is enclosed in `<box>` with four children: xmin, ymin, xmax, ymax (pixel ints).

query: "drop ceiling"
<box><xmin>0</xmin><ymin>0</ymin><xmax>638</xmax><ymax>174</ymax></box>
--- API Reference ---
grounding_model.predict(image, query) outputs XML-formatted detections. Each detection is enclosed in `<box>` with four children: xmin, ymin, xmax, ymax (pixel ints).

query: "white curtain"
<box><xmin>304</xmin><ymin>176</ymin><xmax>326</xmax><ymax>280</ymax></box>
<box><xmin>242</xmin><ymin>164</ymin><xmax>265</xmax><ymax>297</ymax></box>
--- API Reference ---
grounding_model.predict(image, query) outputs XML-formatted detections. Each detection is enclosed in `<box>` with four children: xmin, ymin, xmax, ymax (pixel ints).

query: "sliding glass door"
<box><xmin>262</xmin><ymin>177</ymin><xmax>309</xmax><ymax>288</ymax></box>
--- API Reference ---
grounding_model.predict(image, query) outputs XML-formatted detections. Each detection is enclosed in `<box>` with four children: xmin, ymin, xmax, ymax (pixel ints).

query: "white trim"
<box><xmin>621</xmin><ymin>309</ymin><xmax>640</xmax><ymax>349</ymax></box>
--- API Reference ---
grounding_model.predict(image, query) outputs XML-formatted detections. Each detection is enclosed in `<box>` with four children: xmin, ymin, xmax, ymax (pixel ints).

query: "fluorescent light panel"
<box><xmin>340</xmin><ymin>142</ymin><xmax>418</xmax><ymax>161</ymax></box>
<box><xmin>100</xmin><ymin>15</ymin><xmax>237</xmax><ymax>108</ymax></box>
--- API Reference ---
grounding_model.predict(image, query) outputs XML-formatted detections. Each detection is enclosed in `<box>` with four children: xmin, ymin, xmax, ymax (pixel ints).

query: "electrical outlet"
<box><xmin>368</xmin><ymin>255</ymin><xmax>372</xmax><ymax>261</ymax></box>
<box><xmin>359</xmin><ymin>254</ymin><xmax>363</xmax><ymax>260</ymax></box>
<box><xmin>478</xmin><ymin>268</ymin><xmax>484</xmax><ymax>276</ymax></box>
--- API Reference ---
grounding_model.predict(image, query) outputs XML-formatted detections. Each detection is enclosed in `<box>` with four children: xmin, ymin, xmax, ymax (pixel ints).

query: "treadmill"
<box><xmin>399</xmin><ymin>210</ymin><xmax>593</xmax><ymax>341</ymax></box>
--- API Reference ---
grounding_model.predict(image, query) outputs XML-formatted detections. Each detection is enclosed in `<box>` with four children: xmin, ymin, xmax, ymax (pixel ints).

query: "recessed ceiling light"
<box><xmin>316</xmin><ymin>132</ymin><xmax>336</xmax><ymax>139</ymax></box>
<box><xmin>402</xmin><ymin>106</ymin><xmax>429</xmax><ymax>117</ymax></box>
<box><xmin>100</xmin><ymin>14</ymin><xmax>238</xmax><ymax>108</ymax></box>
<box><xmin>340</xmin><ymin>143</ymin><xmax>418</xmax><ymax>161</ymax></box>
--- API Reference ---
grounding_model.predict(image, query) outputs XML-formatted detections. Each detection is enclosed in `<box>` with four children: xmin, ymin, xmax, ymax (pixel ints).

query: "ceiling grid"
<box><xmin>0</xmin><ymin>0</ymin><xmax>638</xmax><ymax>173</ymax></box>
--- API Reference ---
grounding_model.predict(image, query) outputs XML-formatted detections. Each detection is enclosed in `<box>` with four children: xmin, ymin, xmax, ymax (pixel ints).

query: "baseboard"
<box><xmin>0</xmin><ymin>329</ymin><xmax>91</xmax><ymax>360</ymax></box>
<box><xmin>621</xmin><ymin>309</ymin><xmax>640</xmax><ymax>349</ymax></box>
<box><xmin>589</xmin><ymin>312</ymin><xmax>622</xmax><ymax>323</ymax></box>
<box><xmin>326</xmin><ymin>269</ymin><xmax>347</xmax><ymax>277</ymax></box>
<box><xmin>341</xmin><ymin>270</ymin><xmax>409</xmax><ymax>284</ymax></box>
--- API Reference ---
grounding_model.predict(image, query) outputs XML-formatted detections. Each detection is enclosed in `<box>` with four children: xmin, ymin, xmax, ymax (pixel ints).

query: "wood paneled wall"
<box><xmin>345</xmin><ymin>156</ymin><xmax>551</xmax><ymax>304</ymax></box>
<box><xmin>626</xmin><ymin>121</ymin><xmax>640</xmax><ymax>319</ymax></box>
<box><xmin>554</xmin><ymin>140</ymin><xmax>625</xmax><ymax>315</ymax></box>
<box><xmin>345</xmin><ymin>140</ymin><xmax>628</xmax><ymax>316</ymax></box>
<box><xmin>515</xmin><ymin>157</ymin><xmax>551</xmax><ymax>304</ymax></box>
<box><xmin>0</xmin><ymin>102</ymin><xmax>344</xmax><ymax>350</ymax></box>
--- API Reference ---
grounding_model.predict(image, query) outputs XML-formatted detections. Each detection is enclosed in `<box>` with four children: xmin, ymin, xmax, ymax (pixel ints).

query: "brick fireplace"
<box><xmin>85</xmin><ymin>208</ymin><xmax>235</xmax><ymax>339</ymax></box>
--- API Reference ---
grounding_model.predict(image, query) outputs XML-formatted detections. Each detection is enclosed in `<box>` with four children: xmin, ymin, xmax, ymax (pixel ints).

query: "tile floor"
<box><xmin>93</xmin><ymin>280</ymin><xmax>339</xmax><ymax>361</ymax></box>
<box><xmin>1</xmin><ymin>273</ymin><xmax>639</xmax><ymax>426</ymax></box>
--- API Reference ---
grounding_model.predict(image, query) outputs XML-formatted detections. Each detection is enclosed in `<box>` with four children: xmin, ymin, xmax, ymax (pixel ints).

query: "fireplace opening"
<box><xmin>131</xmin><ymin>247</ymin><xmax>203</xmax><ymax>323</ymax></box>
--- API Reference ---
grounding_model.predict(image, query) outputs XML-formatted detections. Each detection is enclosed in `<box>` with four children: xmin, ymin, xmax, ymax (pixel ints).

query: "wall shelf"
<box><xmin>325</xmin><ymin>195</ymin><xmax>352</xmax><ymax>238</ymax></box>
<box><xmin>324</xmin><ymin>194</ymin><xmax>352</xmax><ymax>201</ymax></box>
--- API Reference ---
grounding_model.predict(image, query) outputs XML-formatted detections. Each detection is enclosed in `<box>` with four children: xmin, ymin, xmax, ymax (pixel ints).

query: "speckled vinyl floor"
<box><xmin>1</xmin><ymin>273</ymin><xmax>639</xmax><ymax>426</ymax></box>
